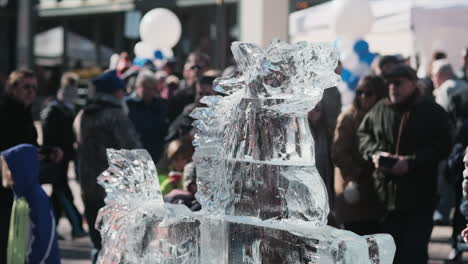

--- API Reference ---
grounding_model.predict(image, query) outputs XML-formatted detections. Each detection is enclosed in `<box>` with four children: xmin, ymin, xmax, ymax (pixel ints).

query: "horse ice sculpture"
<box><xmin>96</xmin><ymin>40</ymin><xmax>396</xmax><ymax>263</ymax></box>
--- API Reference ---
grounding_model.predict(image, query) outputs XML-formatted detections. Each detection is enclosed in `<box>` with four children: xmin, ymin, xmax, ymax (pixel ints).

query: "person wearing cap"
<box><xmin>357</xmin><ymin>65</ymin><xmax>451</xmax><ymax>263</ymax></box>
<box><xmin>73</xmin><ymin>70</ymin><xmax>141</xmax><ymax>263</ymax></box>
<box><xmin>378</xmin><ymin>55</ymin><xmax>402</xmax><ymax>76</ymax></box>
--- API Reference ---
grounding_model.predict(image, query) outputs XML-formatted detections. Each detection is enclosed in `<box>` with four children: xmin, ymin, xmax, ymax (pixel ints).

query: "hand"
<box><xmin>390</xmin><ymin>157</ymin><xmax>409</xmax><ymax>176</ymax></box>
<box><xmin>51</xmin><ymin>147</ymin><xmax>64</xmax><ymax>163</ymax></box>
<box><xmin>462</xmin><ymin>225</ymin><xmax>468</xmax><ymax>243</ymax></box>
<box><xmin>372</xmin><ymin>152</ymin><xmax>392</xmax><ymax>170</ymax></box>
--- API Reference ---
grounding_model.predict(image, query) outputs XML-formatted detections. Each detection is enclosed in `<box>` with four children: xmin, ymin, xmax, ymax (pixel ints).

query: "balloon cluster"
<box><xmin>340</xmin><ymin>39</ymin><xmax>376</xmax><ymax>90</ymax></box>
<box><xmin>332</xmin><ymin>0</ymin><xmax>376</xmax><ymax>91</ymax></box>
<box><xmin>133</xmin><ymin>8</ymin><xmax>181</xmax><ymax>64</ymax></box>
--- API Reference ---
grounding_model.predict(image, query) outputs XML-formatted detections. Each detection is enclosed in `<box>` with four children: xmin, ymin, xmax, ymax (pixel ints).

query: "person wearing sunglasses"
<box><xmin>332</xmin><ymin>75</ymin><xmax>387</xmax><ymax>235</ymax></box>
<box><xmin>357</xmin><ymin>65</ymin><xmax>451</xmax><ymax>263</ymax></box>
<box><xmin>168</xmin><ymin>52</ymin><xmax>211</xmax><ymax>122</ymax></box>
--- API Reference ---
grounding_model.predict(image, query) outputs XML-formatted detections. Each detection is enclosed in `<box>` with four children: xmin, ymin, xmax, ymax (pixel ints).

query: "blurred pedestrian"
<box><xmin>308</xmin><ymin>102</ymin><xmax>334</xmax><ymax>211</ymax></box>
<box><xmin>41</xmin><ymin>72</ymin><xmax>86</xmax><ymax>239</ymax></box>
<box><xmin>1</xmin><ymin>144</ymin><xmax>61</xmax><ymax>264</ymax></box>
<box><xmin>126</xmin><ymin>70</ymin><xmax>169</xmax><ymax>163</ymax></box>
<box><xmin>74</xmin><ymin>70</ymin><xmax>141</xmax><ymax>262</ymax></box>
<box><xmin>321</xmin><ymin>60</ymin><xmax>342</xmax><ymax>137</ymax></box>
<box><xmin>332</xmin><ymin>75</ymin><xmax>387</xmax><ymax>235</ymax></box>
<box><xmin>165</xmin><ymin>162</ymin><xmax>200</xmax><ymax>211</ymax></box>
<box><xmin>154</xmin><ymin>71</ymin><xmax>168</xmax><ymax>97</ymax></box>
<box><xmin>168</xmin><ymin>52</ymin><xmax>210</xmax><ymax>121</ymax></box>
<box><xmin>459</xmin><ymin>48</ymin><xmax>468</xmax><ymax>82</ymax></box>
<box><xmin>0</xmin><ymin>69</ymin><xmax>39</xmax><ymax>263</ymax></box>
<box><xmin>166</xmin><ymin>71</ymin><xmax>219</xmax><ymax>142</ymax></box>
<box><xmin>160</xmin><ymin>138</ymin><xmax>193</xmax><ymax>196</ymax></box>
<box><xmin>358</xmin><ymin>65</ymin><xmax>451</xmax><ymax>263</ymax></box>
<box><xmin>446</xmin><ymin>117</ymin><xmax>468</xmax><ymax>260</ymax></box>
<box><xmin>460</xmin><ymin>149</ymin><xmax>468</xmax><ymax>244</ymax></box>
<box><xmin>432</xmin><ymin>59</ymin><xmax>468</xmax><ymax>122</ymax></box>
<box><xmin>162</xmin><ymin>75</ymin><xmax>180</xmax><ymax>100</ymax></box>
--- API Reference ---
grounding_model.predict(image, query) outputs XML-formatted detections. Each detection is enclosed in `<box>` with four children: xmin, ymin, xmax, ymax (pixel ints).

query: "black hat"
<box><xmin>378</xmin><ymin>55</ymin><xmax>401</xmax><ymax>69</ymax></box>
<box><xmin>92</xmin><ymin>70</ymin><xmax>126</xmax><ymax>95</ymax></box>
<box><xmin>384</xmin><ymin>64</ymin><xmax>418</xmax><ymax>81</ymax></box>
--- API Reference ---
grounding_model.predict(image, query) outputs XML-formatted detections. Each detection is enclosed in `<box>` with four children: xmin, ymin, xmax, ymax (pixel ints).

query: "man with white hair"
<box><xmin>432</xmin><ymin>59</ymin><xmax>468</xmax><ymax>118</ymax></box>
<box><xmin>125</xmin><ymin>70</ymin><xmax>169</xmax><ymax>163</ymax></box>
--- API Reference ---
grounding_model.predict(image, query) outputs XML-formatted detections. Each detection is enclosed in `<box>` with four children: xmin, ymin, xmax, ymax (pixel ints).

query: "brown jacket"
<box><xmin>332</xmin><ymin>106</ymin><xmax>384</xmax><ymax>224</ymax></box>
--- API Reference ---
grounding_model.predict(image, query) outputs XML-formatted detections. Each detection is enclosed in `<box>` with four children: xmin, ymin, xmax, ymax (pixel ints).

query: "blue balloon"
<box><xmin>341</xmin><ymin>68</ymin><xmax>353</xmax><ymax>83</ymax></box>
<box><xmin>360</xmin><ymin>52</ymin><xmax>376</xmax><ymax>65</ymax></box>
<box><xmin>341</xmin><ymin>68</ymin><xmax>360</xmax><ymax>90</ymax></box>
<box><xmin>354</xmin><ymin>40</ymin><xmax>369</xmax><ymax>58</ymax></box>
<box><xmin>133</xmin><ymin>57</ymin><xmax>150</xmax><ymax>67</ymax></box>
<box><xmin>154</xmin><ymin>50</ymin><xmax>164</xmax><ymax>60</ymax></box>
<box><xmin>348</xmin><ymin>77</ymin><xmax>360</xmax><ymax>90</ymax></box>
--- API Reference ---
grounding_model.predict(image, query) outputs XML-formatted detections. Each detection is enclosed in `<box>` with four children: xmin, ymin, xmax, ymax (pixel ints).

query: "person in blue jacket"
<box><xmin>1</xmin><ymin>144</ymin><xmax>61</xmax><ymax>263</ymax></box>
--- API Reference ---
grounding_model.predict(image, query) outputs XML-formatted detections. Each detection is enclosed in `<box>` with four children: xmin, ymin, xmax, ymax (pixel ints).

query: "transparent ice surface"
<box><xmin>97</xmin><ymin>40</ymin><xmax>395</xmax><ymax>263</ymax></box>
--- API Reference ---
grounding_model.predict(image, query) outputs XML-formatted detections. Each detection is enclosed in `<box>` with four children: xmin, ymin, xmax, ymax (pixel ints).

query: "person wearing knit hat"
<box><xmin>93</xmin><ymin>70</ymin><xmax>126</xmax><ymax>96</ymax></box>
<box><xmin>73</xmin><ymin>70</ymin><xmax>141</xmax><ymax>262</ymax></box>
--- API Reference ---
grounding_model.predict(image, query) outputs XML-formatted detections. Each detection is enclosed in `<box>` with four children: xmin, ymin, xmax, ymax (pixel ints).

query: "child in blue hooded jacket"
<box><xmin>1</xmin><ymin>144</ymin><xmax>61</xmax><ymax>264</ymax></box>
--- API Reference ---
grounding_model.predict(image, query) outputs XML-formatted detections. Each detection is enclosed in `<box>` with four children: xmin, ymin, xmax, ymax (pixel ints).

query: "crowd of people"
<box><xmin>0</xmin><ymin>46</ymin><xmax>467</xmax><ymax>264</ymax></box>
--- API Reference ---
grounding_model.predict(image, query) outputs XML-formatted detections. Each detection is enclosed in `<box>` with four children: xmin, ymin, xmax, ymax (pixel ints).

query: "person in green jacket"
<box><xmin>357</xmin><ymin>65</ymin><xmax>451</xmax><ymax>264</ymax></box>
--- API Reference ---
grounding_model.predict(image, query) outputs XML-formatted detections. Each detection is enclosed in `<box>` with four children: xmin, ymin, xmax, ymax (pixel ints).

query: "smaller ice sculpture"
<box><xmin>96</xmin><ymin>149</ymin><xmax>200</xmax><ymax>263</ymax></box>
<box><xmin>97</xmin><ymin>40</ymin><xmax>396</xmax><ymax>264</ymax></box>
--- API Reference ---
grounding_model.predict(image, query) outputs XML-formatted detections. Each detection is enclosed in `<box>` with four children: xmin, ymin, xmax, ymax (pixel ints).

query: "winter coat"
<box><xmin>0</xmin><ymin>95</ymin><xmax>38</xmax><ymax>263</ymax></box>
<box><xmin>358</xmin><ymin>96</ymin><xmax>451</xmax><ymax>212</ymax></box>
<box><xmin>125</xmin><ymin>94</ymin><xmax>169</xmax><ymax>163</ymax></box>
<box><xmin>2</xmin><ymin>144</ymin><xmax>60</xmax><ymax>264</ymax></box>
<box><xmin>0</xmin><ymin>95</ymin><xmax>37</xmax><ymax>151</ymax></box>
<box><xmin>309</xmin><ymin>117</ymin><xmax>334</xmax><ymax>210</ymax></box>
<box><xmin>74</xmin><ymin>96</ymin><xmax>141</xmax><ymax>205</ymax></box>
<box><xmin>168</xmin><ymin>80</ymin><xmax>195</xmax><ymax>121</ymax></box>
<box><xmin>332</xmin><ymin>106</ymin><xmax>384</xmax><ymax>223</ymax></box>
<box><xmin>41</xmin><ymin>99</ymin><xmax>76</xmax><ymax>161</ymax></box>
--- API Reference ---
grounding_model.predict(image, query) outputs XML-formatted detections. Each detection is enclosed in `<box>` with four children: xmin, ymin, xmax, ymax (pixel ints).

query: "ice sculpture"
<box><xmin>96</xmin><ymin>40</ymin><xmax>395</xmax><ymax>263</ymax></box>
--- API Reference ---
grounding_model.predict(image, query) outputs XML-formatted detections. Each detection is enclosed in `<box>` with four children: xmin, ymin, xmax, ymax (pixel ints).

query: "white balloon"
<box><xmin>139</xmin><ymin>8</ymin><xmax>182</xmax><ymax>49</ymax></box>
<box><xmin>134</xmin><ymin>41</ymin><xmax>154</xmax><ymax>59</ymax></box>
<box><xmin>353</xmin><ymin>62</ymin><xmax>372</xmax><ymax>77</ymax></box>
<box><xmin>332</xmin><ymin>0</ymin><xmax>374</xmax><ymax>39</ymax></box>
<box><xmin>341</xmin><ymin>51</ymin><xmax>360</xmax><ymax>70</ymax></box>
<box><xmin>160</xmin><ymin>48</ymin><xmax>174</xmax><ymax>58</ymax></box>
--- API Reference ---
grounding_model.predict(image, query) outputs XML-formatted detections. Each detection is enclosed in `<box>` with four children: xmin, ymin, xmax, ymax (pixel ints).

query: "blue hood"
<box><xmin>1</xmin><ymin>144</ymin><xmax>39</xmax><ymax>198</ymax></box>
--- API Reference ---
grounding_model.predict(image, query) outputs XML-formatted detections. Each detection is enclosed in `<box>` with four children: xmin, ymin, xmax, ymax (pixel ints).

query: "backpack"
<box><xmin>7</xmin><ymin>197</ymin><xmax>30</xmax><ymax>264</ymax></box>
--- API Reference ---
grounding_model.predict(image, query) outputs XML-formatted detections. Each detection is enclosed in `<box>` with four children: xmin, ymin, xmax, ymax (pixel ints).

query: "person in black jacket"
<box><xmin>41</xmin><ymin>72</ymin><xmax>86</xmax><ymax>238</ymax></box>
<box><xmin>0</xmin><ymin>69</ymin><xmax>40</xmax><ymax>263</ymax></box>
<box><xmin>74</xmin><ymin>70</ymin><xmax>141</xmax><ymax>262</ymax></box>
<box><xmin>358</xmin><ymin>65</ymin><xmax>451</xmax><ymax>264</ymax></box>
<box><xmin>167</xmin><ymin>52</ymin><xmax>210</xmax><ymax>121</ymax></box>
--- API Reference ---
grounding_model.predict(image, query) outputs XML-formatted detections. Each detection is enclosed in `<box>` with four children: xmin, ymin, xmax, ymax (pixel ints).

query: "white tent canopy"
<box><xmin>34</xmin><ymin>27</ymin><xmax>114</xmax><ymax>67</ymax></box>
<box><xmin>290</xmin><ymin>0</ymin><xmax>468</xmax><ymax>75</ymax></box>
